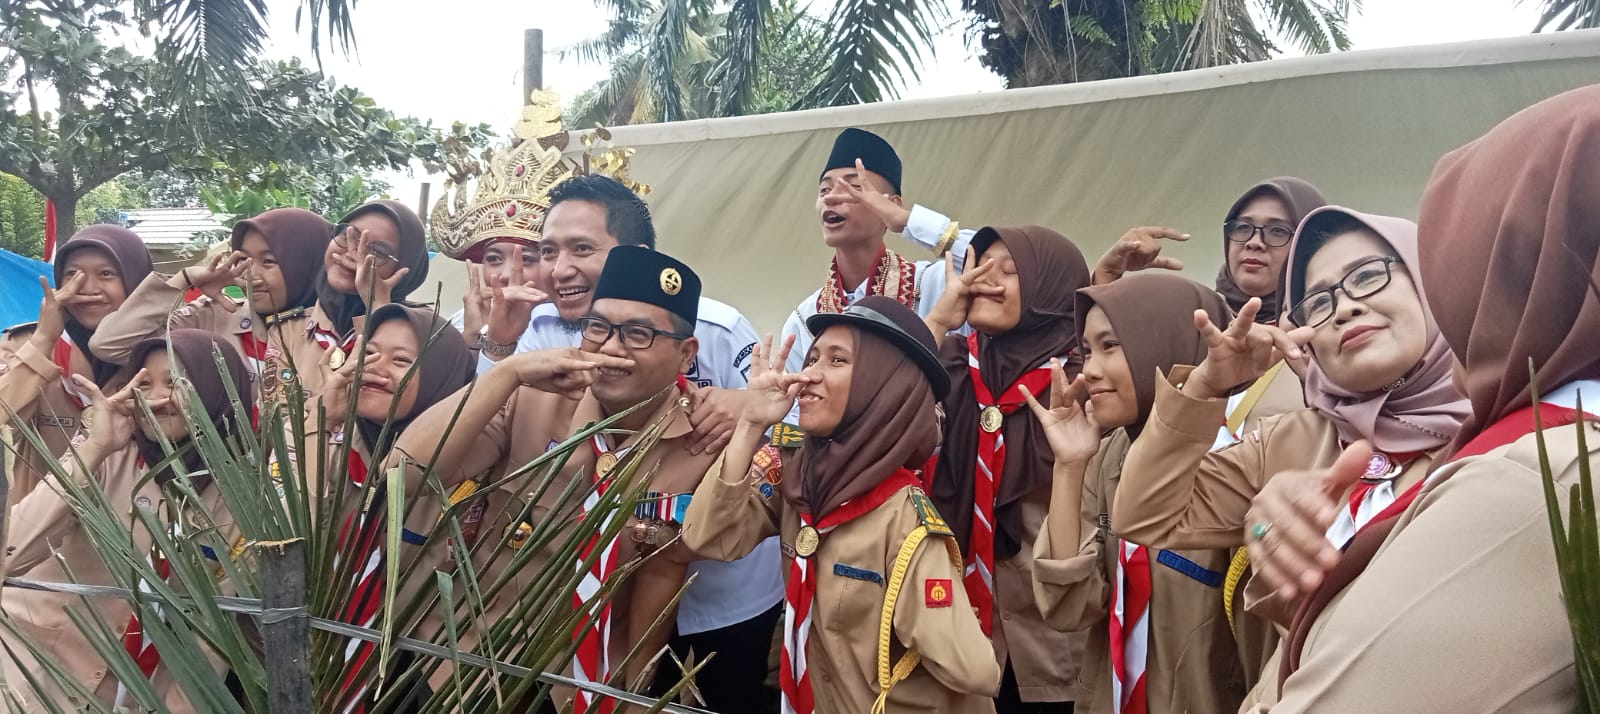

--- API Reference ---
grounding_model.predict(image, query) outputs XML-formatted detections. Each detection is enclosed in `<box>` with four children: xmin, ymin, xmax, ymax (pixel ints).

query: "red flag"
<box><xmin>43</xmin><ymin>198</ymin><xmax>57</xmax><ymax>262</ymax></box>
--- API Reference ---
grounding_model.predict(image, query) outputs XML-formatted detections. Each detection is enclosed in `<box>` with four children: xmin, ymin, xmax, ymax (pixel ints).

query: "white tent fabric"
<box><xmin>424</xmin><ymin>29</ymin><xmax>1600</xmax><ymax>336</ymax></box>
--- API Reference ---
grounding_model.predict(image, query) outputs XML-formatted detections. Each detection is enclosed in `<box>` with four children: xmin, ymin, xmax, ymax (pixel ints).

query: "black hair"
<box><xmin>547</xmin><ymin>175</ymin><xmax>657</xmax><ymax>249</ymax></box>
<box><xmin>1288</xmin><ymin>212</ymin><xmax>1380</xmax><ymax>306</ymax></box>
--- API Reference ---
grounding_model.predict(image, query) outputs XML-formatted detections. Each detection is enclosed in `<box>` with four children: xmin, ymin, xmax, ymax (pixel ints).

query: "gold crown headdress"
<box><xmin>431</xmin><ymin>90</ymin><xmax>653</xmax><ymax>260</ymax></box>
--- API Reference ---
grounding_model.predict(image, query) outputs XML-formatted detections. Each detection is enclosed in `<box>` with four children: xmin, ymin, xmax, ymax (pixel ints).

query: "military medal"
<box><xmin>979</xmin><ymin>405</ymin><xmax>1004</xmax><ymax>433</ymax></box>
<box><xmin>329</xmin><ymin>349</ymin><xmax>346</xmax><ymax>370</ymax></box>
<box><xmin>596</xmin><ymin>452</ymin><xmax>619</xmax><ymax>475</ymax></box>
<box><xmin>794</xmin><ymin>525</ymin><xmax>820</xmax><ymax>558</ymax></box>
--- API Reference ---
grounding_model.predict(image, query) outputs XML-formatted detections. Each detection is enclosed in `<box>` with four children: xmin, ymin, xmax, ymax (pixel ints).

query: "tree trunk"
<box><xmin>50</xmin><ymin>191</ymin><xmax>79</xmax><ymax>249</ymax></box>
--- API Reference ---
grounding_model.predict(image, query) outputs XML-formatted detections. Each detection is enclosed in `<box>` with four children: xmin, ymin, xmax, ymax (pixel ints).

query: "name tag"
<box><xmin>833</xmin><ymin>563</ymin><xmax>884</xmax><ymax>585</ymax></box>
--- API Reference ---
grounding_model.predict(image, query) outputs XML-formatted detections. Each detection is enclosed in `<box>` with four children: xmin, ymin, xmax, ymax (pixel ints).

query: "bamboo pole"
<box><xmin>257</xmin><ymin>538</ymin><xmax>313</xmax><ymax>713</ymax></box>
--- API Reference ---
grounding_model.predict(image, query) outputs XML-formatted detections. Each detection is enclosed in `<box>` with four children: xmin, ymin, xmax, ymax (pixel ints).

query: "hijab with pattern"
<box><xmin>1283</xmin><ymin>207</ymin><xmax>1469</xmax><ymax>454</ymax></box>
<box><xmin>355</xmin><ymin>304</ymin><xmax>473</xmax><ymax>462</ymax></box>
<box><xmin>317</xmin><ymin>200</ymin><xmax>432</xmax><ymax>336</ymax></box>
<box><xmin>1077</xmin><ymin>274</ymin><xmax>1231</xmax><ymax>438</ymax></box>
<box><xmin>230</xmin><ymin>208</ymin><xmax>334</xmax><ymax>314</ymax></box>
<box><xmin>930</xmin><ymin>225</ymin><xmax>1089</xmax><ymax>558</ymax></box>
<box><xmin>1417</xmin><ymin>83</ymin><xmax>1600</xmax><ymax>455</ymax></box>
<box><xmin>1215</xmin><ymin>177</ymin><xmax>1327</xmax><ymax>323</ymax></box>
<box><xmin>788</xmin><ymin>324</ymin><xmax>940</xmax><ymax>518</ymax></box>
<box><xmin>54</xmin><ymin>225</ymin><xmax>154</xmax><ymax>386</ymax></box>
<box><xmin>126</xmin><ymin>330</ymin><xmax>253</xmax><ymax>488</ymax></box>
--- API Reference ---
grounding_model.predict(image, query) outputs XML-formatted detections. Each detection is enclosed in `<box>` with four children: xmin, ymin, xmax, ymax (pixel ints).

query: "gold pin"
<box><xmin>794</xmin><ymin>525</ymin><xmax>820</xmax><ymax>558</ymax></box>
<box><xmin>329</xmin><ymin>349</ymin><xmax>346</xmax><ymax>370</ymax></box>
<box><xmin>660</xmin><ymin>268</ymin><xmax>682</xmax><ymax>296</ymax></box>
<box><xmin>980</xmin><ymin>405</ymin><xmax>1004</xmax><ymax>433</ymax></box>
<box><xmin>596</xmin><ymin>452</ymin><xmax>619</xmax><ymax>475</ymax></box>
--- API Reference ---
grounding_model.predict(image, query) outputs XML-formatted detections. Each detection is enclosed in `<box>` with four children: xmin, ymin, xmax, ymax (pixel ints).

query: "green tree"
<box><xmin>0</xmin><ymin>172</ymin><xmax>44</xmax><ymax>257</ymax></box>
<box><xmin>1528</xmin><ymin>0</ymin><xmax>1600</xmax><ymax>30</ymax></box>
<box><xmin>0</xmin><ymin>0</ymin><xmax>489</xmax><ymax>240</ymax></box>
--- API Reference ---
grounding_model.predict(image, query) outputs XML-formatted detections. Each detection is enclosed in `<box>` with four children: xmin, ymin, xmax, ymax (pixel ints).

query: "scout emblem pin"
<box><xmin>329</xmin><ymin>349</ymin><xmax>346</xmax><ymax>370</ymax></box>
<box><xmin>660</xmin><ymin>268</ymin><xmax>682</xmax><ymax>296</ymax></box>
<box><xmin>794</xmin><ymin>524</ymin><xmax>820</xmax><ymax>558</ymax></box>
<box><xmin>596</xmin><ymin>452</ymin><xmax>619</xmax><ymax>476</ymax></box>
<box><xmin>980</xmin><ymin>405</ymin><xmax>1004</xmax><ymax>433</ymax></box>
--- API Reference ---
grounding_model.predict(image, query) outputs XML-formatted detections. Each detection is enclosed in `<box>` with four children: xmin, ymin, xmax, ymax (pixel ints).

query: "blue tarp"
<box><xmin>0</xmin><ymin>248</ymin><xmax>51</xmax><ymax>330</ymax></box>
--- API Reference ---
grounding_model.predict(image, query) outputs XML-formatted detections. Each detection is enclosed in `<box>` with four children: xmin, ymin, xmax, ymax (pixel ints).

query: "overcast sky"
<box><xmin>261</xmin><ymin>0</ymin><xmax>1546</xmax><ymax>199</ymax></box>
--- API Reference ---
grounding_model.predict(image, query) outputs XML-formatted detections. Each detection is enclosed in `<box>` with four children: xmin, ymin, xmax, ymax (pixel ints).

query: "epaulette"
<box><xmin>908</xmin><ymin>490</ymin><xmax>953</xmax><ymax>537</ymax></box>
<box><xmin>771</xmin><ymin>422</ymin><xmax>805</xmax><ymax>449</ymax></box>
<box><xmin>264</xmin><ymin>306</ymin><xmax>310</xmax><ymax>327</ymax></box>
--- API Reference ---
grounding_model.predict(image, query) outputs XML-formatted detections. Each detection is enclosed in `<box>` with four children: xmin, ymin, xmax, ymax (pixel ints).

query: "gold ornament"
<box><xmin>596</xmin><ymin>452</ymin><xmax>619</xmax><ymax>476</ymax></box>
<box><xmin>980</xmin><ymin>406</ymin><xmax>1004</xmax><ymax>433</ymax></box>
<box><xmin>794</xmin><ymin>525</ymin><xmax>820</xmax><ymax>558</ymax></box>
<box><xmin>328</xmin><ymin>349</ymin><xmax>345</xmax><ymax>370</ymax></box>
<box><xmin>660</xmin><ymin>268</ymin><xmax>682</xmax><ymax>296</ymax></box>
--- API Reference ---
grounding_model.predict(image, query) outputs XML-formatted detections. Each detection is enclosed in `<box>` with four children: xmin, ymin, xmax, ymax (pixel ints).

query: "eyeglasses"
<box><xmin>1288</xmin><ymin>256</ymin><xmax>1402</xmax><ymax>327</ymax></box>
<box><xmin>579</xmin><ymin>317</ymin><xmax>691</xmax><ymax>350</ymax></box>
<box><xmin>332</xmin><ymin>223</ymin><xmax>398</xmax><ymax>268</ymax></box>
<box><xmin>1224</xmin><ymin>220</ymin><xmax>1297</xmax><ymax>247</ymax></box>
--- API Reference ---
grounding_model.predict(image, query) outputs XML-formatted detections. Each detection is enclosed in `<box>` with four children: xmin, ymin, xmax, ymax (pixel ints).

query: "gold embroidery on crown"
<box><xmin>430</xmin><ymin>90</ymin><xmax>653</xmax><ymax>259</ymax></box>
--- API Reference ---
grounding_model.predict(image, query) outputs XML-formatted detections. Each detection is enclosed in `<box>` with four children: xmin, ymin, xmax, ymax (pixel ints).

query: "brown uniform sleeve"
<box><xmin>681</xmin><ymin>450</ymin><xmax>781</xmax><ymax>562</ymax></box>
<box><xmin>1259</xmin><ymin>450</ymin><xmax>1585</xmax><ymax>712</ymax></box>
<box><xmin>5</xmin><ymin>453</ymin><xmax>99</xmax><ymax>575</ymax></box>
<box><xmin>893</xmin><ymin>532</ymin><xmax>1004</xmax><ymax>697</ymax></box>
<box><xmin>389</xmin><ymin>387</ymin><xmax>516</xmax><ymax>490</ymax></box>
<box><xmin>1031</xmin><ymin>448</ymin><xmax>1109</xmax><ymax>633</ymax></box>
<box><xmin>1111</xmin><ymin>366</ymin><xmax>1272</xmax><ymax>550</ymax></box>
<box><xmin>87</xmin><ymin>273</ymin><xmax>220</xmax><ymax>365</ymax></box>
<box><xmin>0</xmin><ymin>340</ymin><xmax>62</xmax><ymax>425</ymax></box>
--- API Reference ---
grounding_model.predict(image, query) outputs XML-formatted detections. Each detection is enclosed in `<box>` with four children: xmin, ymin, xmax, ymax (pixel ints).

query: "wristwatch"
<box><xmin>478</xmin><ymin>333</ymin><xmax>516</xmax><ymax>358</ymax></box>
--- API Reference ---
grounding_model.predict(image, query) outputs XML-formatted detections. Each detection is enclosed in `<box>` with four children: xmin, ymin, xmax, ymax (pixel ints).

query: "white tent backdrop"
<box><xmin>423</xmin><ymin>29</ymin><xmax>1600</xmax><ymax>336</ymax></box>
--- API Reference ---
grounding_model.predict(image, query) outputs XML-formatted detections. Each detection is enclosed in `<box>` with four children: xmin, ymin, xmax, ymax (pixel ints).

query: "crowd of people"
<box><xmin>0</xmin><ymin>80</ymin><xmax>1595</xmax><ymax>713</ymax></box>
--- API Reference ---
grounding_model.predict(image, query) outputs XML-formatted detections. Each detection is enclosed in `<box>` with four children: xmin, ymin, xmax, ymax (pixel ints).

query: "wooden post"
<box><xmin>417</xmin><ymin>182</ymin><xmax>431</xmax><ymax>226</ymax></box>
<box><xmin>257</xmin><ymin>538</ymin><xmax>312</xmax><ymax>713</ymax></box>
<box><xmin>523</xmin><ymin>29</ymin><xmax>544</xmax><ymax>102</ymax></box>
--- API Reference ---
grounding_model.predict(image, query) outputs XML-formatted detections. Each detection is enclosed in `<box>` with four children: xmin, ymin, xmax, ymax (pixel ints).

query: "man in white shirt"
<box><xmin>480</xmin><ymin>174</ymin><xmax>780</xmax><ymax>710</ymax></box>
<box><xmin>779</xmin><ymin>128</ymin><xmax>977</xmax><ymax>419</ymax></box>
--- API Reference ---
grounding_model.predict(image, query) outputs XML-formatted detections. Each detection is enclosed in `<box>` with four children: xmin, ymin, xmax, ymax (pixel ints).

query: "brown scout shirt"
<box><xmin>1032</xmin><ymin>429</ymin><xmax>1248</xmax><ymax>714</ymax></box>
<box><xmin>1</xmin><ymin>446</ymin><xmax>242</xmax><ymax>713</ymax></box>
<box><xmin>89</xmin><ymin>272</ymin><xmax>343</xmax><ymax>408</ymax></box>
<box><xmin>1250</xmin><ymin>419</ymin><xmax>1599</xmax><ymax>712</ymax></box>
<box><xmin>1110</xmin><ymin>366</ymin><xmax>1441</xmax><ymax>630</ymax></box>
<box><xmin>682</xmin><ymin>449</ymin><xmax>1002</xmax><ymax>713</ymax></box>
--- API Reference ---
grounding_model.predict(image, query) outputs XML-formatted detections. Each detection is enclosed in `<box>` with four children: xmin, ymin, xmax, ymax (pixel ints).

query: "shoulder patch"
<box><xmin>771</xmin><ymin>422</ymin><xmax>805</xmax><ymax>449</ymax></box>
<box><xmin>910</xmin><ymin>492</ymin><xmax>954</xmax><ymax>537</ymax></box>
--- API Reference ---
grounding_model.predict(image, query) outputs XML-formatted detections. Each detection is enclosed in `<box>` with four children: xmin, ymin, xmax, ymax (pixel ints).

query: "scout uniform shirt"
<box><xmin>0</xmin><ymin>338</ymin><xmax>99</xmax><ymax>506</ymax></box>
<box><xmin>1111</xmin><ymin>366</ymin><xmax>1441</xmax><ymax>630</ymax></box>
<box><xmin>1253</xmin><ymin>379</ymin><xmax>1600</xmax><ymax>712</ymax></box>
<box><xmin>1032</xmin><ymin>429</ymin><xmax>1248</xmax><ymax>714</ymax></box>
<box><xmin>89</xmin><ymin>272</ymin><xmax>351</xmax><ymax>408</ymax></box>
<box><xmin>480</xmin><ymin>296</ymin><xmax>784</xmax><ymax>643</ymax></box>
<box><xmin>681</xmin><ymin>447</ymin><xmax>1002</xmax><ymax>713</ymax></box>
<box><xmin>1</xmin><ymin>446</ymin><xmax>242</xmax><ymax>713</ymax></box>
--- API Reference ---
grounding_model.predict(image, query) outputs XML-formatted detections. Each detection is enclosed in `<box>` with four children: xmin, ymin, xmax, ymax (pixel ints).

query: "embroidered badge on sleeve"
<box><xmin>926</xmin><ymin>578</ymin><xmax>953</xmax><ymax>608</ymax></box>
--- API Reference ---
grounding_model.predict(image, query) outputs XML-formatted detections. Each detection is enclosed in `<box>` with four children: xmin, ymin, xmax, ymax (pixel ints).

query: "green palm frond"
<box><xmin>1527</xmin><ymin>0</ymin><xmax>1600</xmax><ymax>31</ymax></box>
<box><xmin>1530</xmin><ymin>374</ymin><xmax>1600</xmax><ymax>709</ymax></box>
<box><xmin>800</xmin><ymin>0</ymin><xmax>945</xmax><ymax>107</ymax></box>
<box><xmin>0</xmin><ymin>300</ymin><xmax>703</xmax><ymax>711</ymax></box>
<box><xmin>711</xmin><ymin>0</ymin><xmax>771</xmax><ymax>116</ymax></box>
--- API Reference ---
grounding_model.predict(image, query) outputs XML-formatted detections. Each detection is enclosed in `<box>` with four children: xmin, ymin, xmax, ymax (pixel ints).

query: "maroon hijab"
<box><xmin>54</xmin><ymin>225</ymin><xmax>154</xmax><ymax>385</ymax></box>
<box><xmin>231</xmin><ymin>208</ymin><xmax>334</xmax><ymax>314</ymax></box>
<box><xmin>930</xmin><ymin>225</ymin><xmax>1089</xmax><ymax>559</ymax></box>
<box><xmin>126</xmin><ymin>329</ymin><xmax>253</xmax><ymax>486</ymax></box>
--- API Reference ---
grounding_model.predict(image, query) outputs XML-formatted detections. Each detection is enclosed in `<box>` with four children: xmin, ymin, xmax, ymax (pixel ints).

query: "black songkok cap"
<box><xmin>592</xmin><ymin>246</ymin><xmax>701</xmax><ymax>325</ymax></box>
<box><xmin>821</xmin><ymin>128</ymin><xmax>902</xmax><ymax>195</ymax></box>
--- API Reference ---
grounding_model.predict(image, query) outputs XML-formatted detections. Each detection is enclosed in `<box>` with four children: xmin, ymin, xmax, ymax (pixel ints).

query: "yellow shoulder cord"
<box><xmin>872</xmin><ymin>526</ymin><xmax>965</xmax><ymax>714</ymax></box>
<box><xmin>1223</xmin><ymin>549</ymin><xmax>1250</xmax><ymax>630</ymax></box>
<box><xmin>1226</xmin><ymin>361</ymin><xmax>1287</xmax><ymax>435</ymax></box>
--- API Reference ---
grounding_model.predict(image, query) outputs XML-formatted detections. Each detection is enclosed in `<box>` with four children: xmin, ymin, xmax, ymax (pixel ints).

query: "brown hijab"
<box><xmin>787</xmin><ymin>326</ymin><xmax>940</xmax><ymax>519</ymax></box>
<box><xmin>231</xmin><ymin>208</ymin><xmax>334</xmax><ymax>314</ymax></box>
<box><xmin>318</xmin><ymin>200</ymin><xmax>432</xmax><ymax>336</ymax></box>
<box><xmin>1215</xmin><ymin>177</ymin><xmax>1328</xmax><ymax>323</ymax></box>
<box><xmin>54</xmin><ymin>225</ymin><xmax>155</xmax><ymax>385</ymax></box>
<box><xmin>126</xmin><ymin>330</ymin><xmax>254</xmax><ymax>487</ymax></box>
<box><xmin>355</xmin><ymin>304</ymin><xmax>474</xmax><ymax>461</ymax></box>
<box><xmin>1077</xmin><ymin>274</ymin><xmax>1231</xmax><ymax>437</ymax></box>
<box><xmin>1417</xmin><ymin>84</ymin><xmax>1600</xmax><ymax>453</ymax></box>
<box><xmin>930</xmin><ymin>225</ymin><xmax>1089</xmax><ymax>558</ymax></box>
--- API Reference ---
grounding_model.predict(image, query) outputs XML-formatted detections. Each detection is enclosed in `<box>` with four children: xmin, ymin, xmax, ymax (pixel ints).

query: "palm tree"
<box><xmin>1528</xmin><ymin>0</ymin><xmax>1600</xmax><ymax>30</ymax></box>
<box><xmin>136</xmin><ymin>0</ymin><xmax>357</xmax><ymax>92</ymax></box>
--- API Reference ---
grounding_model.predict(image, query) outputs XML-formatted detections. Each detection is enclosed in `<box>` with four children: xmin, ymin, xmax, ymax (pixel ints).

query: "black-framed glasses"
<box><xmin>1224</xmin><ymin>220</ymin><xmax>1297</xmax><ymax>247</ymax></box>
<box><xmin>1288</xmin><ymin>256</ymin><xmax>1402</xmax><ymax>327</ymax></box>
<box><xmin>332</xmin><ymin>223</ymin><xmax>398</xmax><ymax>268</ymax></box>
<box><xmin>579</xmin><ymin>317</ymin><xmax>691</xmax><ymax>350</ymax></box>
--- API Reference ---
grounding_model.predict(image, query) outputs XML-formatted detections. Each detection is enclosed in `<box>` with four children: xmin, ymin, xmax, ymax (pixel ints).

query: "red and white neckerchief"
<box><xmin>1109</xmin><ymin>540</ymin><xmax>1151</xmax><ymax>714</ymax></box>
<box><xmin>1322</xmin><ymin>445</ymin><xmax>1424</xmax><ymax>546</ymax></box>
<box><xmin>572</xmin><ymin>434</ymin><xmax>631</xmax><ymax>714</ymax></box>
<box><xmin>54</xmin><ymin>338</ymin><xmax>93</xmax><ymax>409</ymax></box>
<box><xmin>308</xmin><ymin>319</ymin><xmax>358</xmax><ymax>354</ymax></box>
<box><xmin>962</xmin><ymin>333</ymin><xmax>1053</xmax><ymax>637</ymax></box>
<box><xmin>237</xmin><ymin>326</ymin><xmax>271</xmax><ymax>378</ymax></box>
<box><xmin>334</xmin><ymin>448</ymin><xmax>385</xmax><ymax>714</ymax></box>
<box><xmin>814</xmin><ymin>243</ymin><xmax>918</xmax><ymax>314</ymax></box>
<box><xmin>780</xmin><ymin>468</ymin><xmax>921</xmax><ymax>714</ymax></box>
